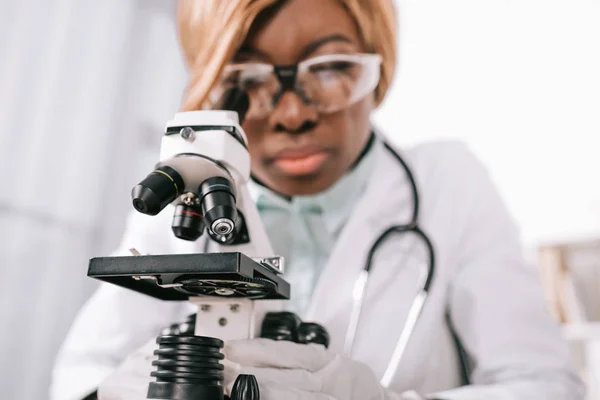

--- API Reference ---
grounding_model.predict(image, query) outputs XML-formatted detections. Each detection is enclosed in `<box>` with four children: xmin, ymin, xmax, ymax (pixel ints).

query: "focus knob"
<box><xmin>230</xmin><ymin>374</ymin><xmax>260</xmax><ymax>400</ymax></box>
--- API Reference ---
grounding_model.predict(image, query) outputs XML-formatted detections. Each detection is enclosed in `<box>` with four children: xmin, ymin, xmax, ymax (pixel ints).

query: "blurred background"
<box><xmin>0</xmin><ymin>0</ymin><xmax>598</xmax><ymax>399</ymax></box>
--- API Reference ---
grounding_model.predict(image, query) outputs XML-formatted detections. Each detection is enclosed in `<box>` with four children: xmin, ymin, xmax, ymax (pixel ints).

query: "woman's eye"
<box><xmin>241</xmin><ymin>77</ymin><xmax>263</xmax><ymax>87</ymax></box>
<box><xmin>224</xmin><ymin>73</ymin><xmax>266</xmax><ymax>89</ymax></box>
<box><xmin>311</xmin><ymin>61</ymin><xmax>354</xmax><ymax>73</ymax></box>
<box><xmin>223</xmin><ymin>76</ymin><xmax>237</xmax><ymax>85</ymax></box>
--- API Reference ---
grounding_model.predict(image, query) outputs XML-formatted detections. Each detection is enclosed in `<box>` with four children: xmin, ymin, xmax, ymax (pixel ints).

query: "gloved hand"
<box><xmin>224</xmin><ymin>338</ymin><xmax>425</xmax><ymax>400</ymax></box>
<box><xmin>97</xmin><ymin>336</ymin><xmax>426</xmax><ymax>400</ymax></box>
<box><xmin>96</xmin><ymin>338</ymin><xmax>156</xmax><ymax>400</ymax></box>
<box><xmin>97</xmin><ymin>337</ymin><xmax>244</xmax><ymax>400</ymax></box>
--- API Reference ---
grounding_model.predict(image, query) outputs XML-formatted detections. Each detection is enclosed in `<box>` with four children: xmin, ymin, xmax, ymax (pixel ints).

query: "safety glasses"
<box><xmin>209</xmin><ymin>53</ymin><xmax>382</xmax><ymax>120</ymax></box>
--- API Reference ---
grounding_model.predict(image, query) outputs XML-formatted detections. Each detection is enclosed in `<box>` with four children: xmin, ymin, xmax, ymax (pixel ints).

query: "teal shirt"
<box><xmin>248</xmin><ymin>136</ymin><xmax>382</xmax><ymax>316</ymax></box>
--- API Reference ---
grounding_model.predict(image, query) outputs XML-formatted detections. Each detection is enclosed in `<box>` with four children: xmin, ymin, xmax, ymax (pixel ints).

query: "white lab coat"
<box><xmin>50</xmin><ymin>139</ymin><xmax>585</xmax><ymax>400</ymax></box>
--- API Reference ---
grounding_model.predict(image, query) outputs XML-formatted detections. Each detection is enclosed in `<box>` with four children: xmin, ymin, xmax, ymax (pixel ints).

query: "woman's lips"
<box><xmin>272</xmin><ymin>148</ymin><xmax>330</xmax><ymax>176</ymax></box>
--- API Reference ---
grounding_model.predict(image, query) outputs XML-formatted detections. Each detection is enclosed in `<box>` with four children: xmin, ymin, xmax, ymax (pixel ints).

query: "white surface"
<box><xmin>564</xmin><ymin>323</ymin><xmax>600</xmax><ymax>343</ymax></box>
<box><xmin>563</xmin><ymin>324</ymin><xmax>600</xmax><ymax>400</ymax></box>
<box><xmin>0</xmin><ymin>1</ymin><xmax>187</xmax><ymax>398</ymax></box>
<box><xmin>374</xmin><ymin>0</ymin><xmax>600</xmax><ymax>248</ymax></box>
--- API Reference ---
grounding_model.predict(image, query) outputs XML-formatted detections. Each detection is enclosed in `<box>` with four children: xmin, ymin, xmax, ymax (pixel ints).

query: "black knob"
<box><xmin>260</xmin><ymin>312</ymin><xmax>330</xmax><ymax>349</ymax></box>
<box><xmin>147</xmin><ymin>335</ymin><xmax>225</xmax><ymax>400</ymax></box>
<box><xmin>230</xmin><ymin>375</ymin><xmax>260</xmax><ymax>400</ymax></box>
<box><xmin>260</xmin><ymin>312</ymin><xmax>302</xmax><ymax>342</ymax></box>
<box><xmin>298</xmin><ymin>322</ymin><xmax>330</xmax><ymax>348</ymax></box>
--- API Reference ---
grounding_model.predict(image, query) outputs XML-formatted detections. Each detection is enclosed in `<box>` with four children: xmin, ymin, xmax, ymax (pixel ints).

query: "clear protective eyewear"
<box><xmin>210</xmin><ymin>53</ymin><xmax>382</xmax><ymax>120</ymax></box>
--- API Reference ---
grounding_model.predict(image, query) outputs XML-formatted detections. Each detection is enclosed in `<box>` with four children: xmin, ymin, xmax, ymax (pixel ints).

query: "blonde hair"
<box><xmin>177</xmin><ymin>0</ymin><xmax>397</xmax><ymax>111</ymax></box>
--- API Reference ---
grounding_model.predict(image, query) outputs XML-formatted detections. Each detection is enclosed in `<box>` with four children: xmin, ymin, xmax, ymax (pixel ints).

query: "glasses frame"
<box><xmin>212</xmin><ymin>53</ymin><xmax>383</xmax><ymax>116</ymax></box>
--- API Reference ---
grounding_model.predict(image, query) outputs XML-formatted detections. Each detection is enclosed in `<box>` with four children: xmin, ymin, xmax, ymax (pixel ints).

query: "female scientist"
<box><xmin>51</xmin><ymin>0</ymin><xmax>585</xmax><ymax>399</ymax></box>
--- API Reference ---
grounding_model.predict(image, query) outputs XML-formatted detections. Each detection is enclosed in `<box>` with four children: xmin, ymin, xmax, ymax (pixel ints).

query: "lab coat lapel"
<box><xmin>304</xmin><ymin>142</ymin><xmax>425</xmax><ymax>375</ymax></box>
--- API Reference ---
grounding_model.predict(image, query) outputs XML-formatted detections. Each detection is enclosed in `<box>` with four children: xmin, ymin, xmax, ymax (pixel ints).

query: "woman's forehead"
<box><xmin>239</xmin><ymin>0</ymin><xmax>362</xmax><ymax>64</ymax></box>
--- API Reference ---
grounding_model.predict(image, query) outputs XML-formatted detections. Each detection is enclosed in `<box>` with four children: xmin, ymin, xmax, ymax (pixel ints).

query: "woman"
<box><xmin>51</xmin><ymin>0</ymin><xmax>585</xmax><ymax>399</ymax></box>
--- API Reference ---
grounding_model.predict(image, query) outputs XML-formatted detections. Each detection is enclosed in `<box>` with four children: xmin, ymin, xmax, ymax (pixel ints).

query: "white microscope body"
<box><xmin>133</xmin><ymin>109</ymin><xmax>284</xmax><ymax>341</ymax></box>
<box><xmin>88</xmin><ymin>98</ymin><xmax>328</xmax><ymax>399</ymax></box>
<box><xmin>158</xmin><ymin>110</ymin><xmax>273</xmax><ymax>257</ymax></box>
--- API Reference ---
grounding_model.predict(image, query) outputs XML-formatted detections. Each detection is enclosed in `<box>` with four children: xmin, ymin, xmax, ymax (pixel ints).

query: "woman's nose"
<box><xmin>269</xmin><ymin>90</ymin><xmax>318</xmax><ymax>134</ymax></box>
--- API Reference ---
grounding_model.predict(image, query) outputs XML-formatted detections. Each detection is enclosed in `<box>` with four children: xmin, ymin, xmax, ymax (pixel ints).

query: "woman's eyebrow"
<box><xmin>235</xmin><ymin>45</ymin><xmax>270</xmax><ymax>61</ymax></box>
<box><xmin>300</xmin><ymin>34</ymin><xmax>355</xmax><ymax>58</ymax></box>
<box><xmin>236</xmin><ymin>33</ymin><xmax>356</xmax><ymax>62</ymax></box>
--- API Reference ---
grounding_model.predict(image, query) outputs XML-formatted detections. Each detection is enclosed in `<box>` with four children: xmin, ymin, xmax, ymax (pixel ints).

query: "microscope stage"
<box><xmin>88</xmin><ymin>252</ymin><xmax>290</xmax><ymax>301</ymax></box>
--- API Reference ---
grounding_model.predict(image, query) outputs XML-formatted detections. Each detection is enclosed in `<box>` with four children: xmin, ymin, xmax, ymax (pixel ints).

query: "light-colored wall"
<box><xmin>374</xmin><ymin>0</ymin><xmax>600</xmax><ymax>251</ymax></box>
<box><xmin>0</xmin><ymin>0</ymin><xmax>186</xmax><ymax>398</ymax></box>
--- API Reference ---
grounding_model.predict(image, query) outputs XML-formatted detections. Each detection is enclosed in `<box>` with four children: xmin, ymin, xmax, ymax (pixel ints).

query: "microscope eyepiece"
<box><xmin>217</xmin><ymin>87</ymin><xmax>250</xmax><ymax>125</ymax></box>
<box><xmin>131</xmin><ymin>165</ymin><xmax>184</xmax><ymax>215</ymax></box>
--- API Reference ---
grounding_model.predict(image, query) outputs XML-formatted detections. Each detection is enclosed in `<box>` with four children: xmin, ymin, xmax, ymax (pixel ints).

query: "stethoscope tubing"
<box><xmin>342</xmin><ymin>141</ymin><xmax>436</xmax><ymax>388</ymax></box>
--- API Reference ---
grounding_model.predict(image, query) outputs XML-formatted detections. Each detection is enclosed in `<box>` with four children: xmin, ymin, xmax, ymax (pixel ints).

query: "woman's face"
<box><xmin>234</xmin><ymin>0</ymin><xmax>375</xmax><ymax>197</ymax></box>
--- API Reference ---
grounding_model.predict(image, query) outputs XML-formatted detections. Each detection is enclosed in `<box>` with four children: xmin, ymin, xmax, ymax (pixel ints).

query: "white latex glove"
<box><xmin>224</xmin><ymin>338</ymin><xmax>425</xmax><ymax>400</ymax></box>
<box><xmin>96</xmin><ymin>338</ymin><xmax>156</xmax><ymax>400</ymax></box>
<box><xmin>96</xmin><ymin>337</ymin><xmax>239</xmax><ymax>400</ymax></box>
<box><xmin>97</xmin><ymin>337</ymin><xmax>425</xmax><ymax>400</ymax></box>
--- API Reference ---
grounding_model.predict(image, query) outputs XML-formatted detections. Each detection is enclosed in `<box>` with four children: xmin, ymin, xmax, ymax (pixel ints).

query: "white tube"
<box><xmin>380</xmin><ymin>291</ymin><xmax>427</xmax><ymax>388</ymax></box>
<box><xmin>344</xmin><ymin>270</ymin><xmax>369</xmax><ymax>357</ymax></box>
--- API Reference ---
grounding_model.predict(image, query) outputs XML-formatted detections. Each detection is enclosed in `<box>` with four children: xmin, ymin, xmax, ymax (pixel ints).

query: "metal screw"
<box><xmin>230</xmin><ymin>304</ymin><xmax>240</xmax><ymax>313</ymax></box>
<box><xmin>181</xmin><ymin>193</ymin><xmax>198</xmax><ymax>206</ymax></box>
<box><xmin>180</xmin><ymin>127</ymin><xmax>195</xmax><ymax>141</ymax></box>
<box><xmin>219</xmin><ymin>318</ymin><xmax>228</xmax><ymax>327</ymax></box>
<box><xmin>200</xmin><ymin>304</ymin><xmax>211</xmax><ymax>312</ymax></box>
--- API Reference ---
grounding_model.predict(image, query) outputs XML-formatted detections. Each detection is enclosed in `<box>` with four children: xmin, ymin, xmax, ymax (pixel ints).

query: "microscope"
<box><xmin>87</xmin><ymin>89</ymin><xmax>329</xmax><ymax>400</ymax></box>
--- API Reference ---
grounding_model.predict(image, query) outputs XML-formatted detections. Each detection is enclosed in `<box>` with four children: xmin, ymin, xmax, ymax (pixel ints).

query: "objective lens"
<box><xmin>211</xmin><ymin>218</ymin><xmax>234</xmax><ymax>236</ymax></box>
<box><xmin>198</xmin><ymin>177</ymin><xmax>237</xmax><ymax>237</ymax></box>
<box><xmin>131</xmin><ymin>166</ymin><xmax>184</xmax><ymax>216</ymax></box>
<box><xmin>217</xmin><ymin>88</ymin><xmax>250</xmax><ymax>125</ymax></box>
<box><xmin>172</xmin><ymin>204</ymin><xmax>205</xmax><ymax>241</ymax></box>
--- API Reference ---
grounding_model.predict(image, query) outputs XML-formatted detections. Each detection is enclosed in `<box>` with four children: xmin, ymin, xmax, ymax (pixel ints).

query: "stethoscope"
<box><xmin>342</xmin><ymin>141</ymin><xmax>436</xmax><ymax>388</ymax></box>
